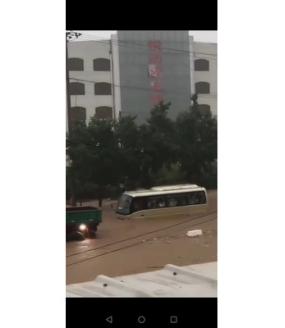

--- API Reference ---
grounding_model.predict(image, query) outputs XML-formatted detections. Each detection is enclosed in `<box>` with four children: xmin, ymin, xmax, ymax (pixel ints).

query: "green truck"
<box><xmin>66</xmin><ymin>206</ymin><xmax>102</xmax><ymax>240</ymax></box>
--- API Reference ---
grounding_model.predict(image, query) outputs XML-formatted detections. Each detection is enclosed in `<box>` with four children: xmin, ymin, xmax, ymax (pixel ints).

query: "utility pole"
<box><xmin>66</xmin><ymin>31</ymin><xmax>82</xmax><ymax>207</ymax></box>
<box><xmin>109</xmin><ymin>39</ymin><xmax>116</xmax><ymax>121</ymax></box>
<box><xmin>66</xmin><ymin>31</ymin><xmax>81</xmax><ymax>132</ymax></box>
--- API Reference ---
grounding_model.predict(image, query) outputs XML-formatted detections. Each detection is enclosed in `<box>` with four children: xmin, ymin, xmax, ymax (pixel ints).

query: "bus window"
<box><xmin>187</xmin><ymin>191</ymin><xmax>207</xmax><ymax>205</ymax></box>
<box><xmin>166</xmin><ymin>195</ymin><xmax>178</xmax><ymax>207</ymax></box>
<box><xmin>146</xmin><ymin>197</ymin><xmax>156</xmax><ymax>209</ymax></box>
<box><xmin>197</xmin><ymin>191</ymin><xmax>207</xmax><ymax>204</ymax></box>
<box><xmin>117</xmin><ymin>194</ymin><xmax>132</xmax><ymax>215</ymax></box>
<box><xmin>157</xmin><ymin>197</ymin><xmax>166</xmax><ymax>208</ymax></box>
<box><xmin>187</xmin><ymin>192</ymin><xmax>196</xmax><ymax>205</ymax></box>
<box><xmin>131</xmin><ymin>197</ymin><xmax>145</xmax><ymax>213</ymax></box>
<box><xmin>146</xmin><ymin>196</ymin><xmax>166</xmax><ymax>209</ymax></box>
<box><xmin>177</xmin><ymin>193</ymin><xmax>187</xmax><ymax>206</ymax></box>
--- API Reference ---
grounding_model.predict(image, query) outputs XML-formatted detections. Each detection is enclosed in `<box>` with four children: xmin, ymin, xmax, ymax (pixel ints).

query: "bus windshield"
<box><xmin>116</xmin><ymin>194</ymin><xmax>132</xmax><ymax>215</ymax></box>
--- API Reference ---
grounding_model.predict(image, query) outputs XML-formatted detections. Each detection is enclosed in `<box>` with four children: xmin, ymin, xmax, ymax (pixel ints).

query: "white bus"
<box><xmin>116</xmin><ymin>184</ymin><xmax>208</xmax><ymax>219</ymax></box>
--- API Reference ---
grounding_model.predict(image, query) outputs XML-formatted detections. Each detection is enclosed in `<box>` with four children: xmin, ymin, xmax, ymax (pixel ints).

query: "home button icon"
<box><xmin>137</xmin><ymin>315</ymin><xmax>146</xmax><ymax>324</ymax></box>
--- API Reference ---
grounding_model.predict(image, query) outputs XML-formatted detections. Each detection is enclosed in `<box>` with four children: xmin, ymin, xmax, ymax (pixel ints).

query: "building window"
<box><xmin>93</xmin><ymin>58</ymin><xmax>111</xmax><ymax>71</ymax></box>
<box><xmin>69</xmin><ymin>107</ymin><xmax>86</xmax><ymax>127</ymax></box>
<box><xmin>94</xmin><ymin>82</ymin><xmax>112</xmax><ymax>95</ymax></box>
<box><xmin>69</xmin><ymin>82</ymin><xmax>85</xmax><ymax>95</ymax></box>
<box><xmin>67</xmin><ymin>58</ymin><xmax>84</xmax><ymax>71</ymax></box>
<box><xmin>194</xmin><ymin>59</ymin><xmax>209</xmax><ymax>71</ymax></box>
<box><xmin>198</xmin><ymin>104</ymin><xmax>211</xmax><ymax>112</ymax></box>
<box><xmin>95</xmin><ymin>106</ymin><xmax>113</xmax><ymax>120</ymax></box>
<box><xmin>195</xmin><ymin>82</ymin><xmax>210</xmax><ymax>94</ymax></box>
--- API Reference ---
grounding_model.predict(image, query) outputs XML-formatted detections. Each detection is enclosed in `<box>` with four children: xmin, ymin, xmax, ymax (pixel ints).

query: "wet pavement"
<box><xmin>66</xmin><ymin>190</ymin><xmax>217</xmax><ymax>284</ymax></box>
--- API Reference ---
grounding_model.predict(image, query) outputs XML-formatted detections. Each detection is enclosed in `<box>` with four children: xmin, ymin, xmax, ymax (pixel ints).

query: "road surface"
<box><xmin>66</xmin><ymin>190</ymin><xmax>217</xmax><ymax>284</ymax></box>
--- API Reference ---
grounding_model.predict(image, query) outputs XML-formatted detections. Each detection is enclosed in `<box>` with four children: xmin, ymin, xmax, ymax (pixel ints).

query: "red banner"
<box><xmin>148</xmin><ymin>41</ymin><xmax>163</xmax><ymax>106</ymax></box>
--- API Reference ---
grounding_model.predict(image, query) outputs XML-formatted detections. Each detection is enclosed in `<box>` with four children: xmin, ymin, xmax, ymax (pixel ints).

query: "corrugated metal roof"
<box><xmin>66</xmin><ymin>262</ymin><xmax>217</xmax><ymax>298</ymax></box>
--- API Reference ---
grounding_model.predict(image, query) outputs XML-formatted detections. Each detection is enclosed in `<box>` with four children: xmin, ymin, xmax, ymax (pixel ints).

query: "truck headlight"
<box><xmin>79</xmin><ymin>224</ymin><xmax>87</xmax><ymax>231</ymax></box>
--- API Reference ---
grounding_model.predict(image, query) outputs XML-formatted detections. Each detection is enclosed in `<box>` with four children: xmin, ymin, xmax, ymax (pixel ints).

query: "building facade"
<box><xmin>190</xmin><ymin>37</ymin><xmax>217</xmax><ymax>116</ymax></box>
<box><xmin>116</xmin><ymin>30</ymin><xmax>191</xmax><ymax>123</ymax></box>
<box><xmin>67</xmin><ymin>40</ymin><xmax>114</xmax><ymax>127</ymax></box>
<box><xmin>67</xmin><ymin>31</ymin><xmax>217</xmax><ymax>128</ymax></box>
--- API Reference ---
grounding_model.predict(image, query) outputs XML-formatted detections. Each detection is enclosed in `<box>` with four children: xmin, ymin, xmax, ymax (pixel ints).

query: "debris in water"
<box><xmin>186</xmin><ymin>229</ymin><xmax>203</xmax><ymax>237</ymax></box>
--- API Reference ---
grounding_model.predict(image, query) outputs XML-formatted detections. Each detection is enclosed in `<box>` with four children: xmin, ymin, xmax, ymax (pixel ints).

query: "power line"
<box><xmin>70</xmin><ymin>77</ymin><xmax>188</xmax><ymax>96</ymax></box>
<box><xmin>112</xmin><ymin>38</ymin><xmax>217</xmax><ymax>58</ymax></box>
<box><xmin>68</xmin><ymin>32</ymin><xmax>217</xmax><ymax>60</ymax></box>
<box><xmin>68</xmin><ymin>76</ymin><xmax>217</xmax><ymax>98</ymax></box>
<box><xmin>110</xmin><ymin>38</ymin><xmax>217</xmax><ymax>60</ymax></box>
<box><xmin>66</xmin><ymin>31</ymin><xmax>217</xmax><ymax>98</ymax></box>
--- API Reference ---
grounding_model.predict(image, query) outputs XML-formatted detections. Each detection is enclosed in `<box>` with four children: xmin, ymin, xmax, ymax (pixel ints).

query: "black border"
<box><xmin>66</xmin><ymin>297</ymin><xmax>217</xmax><ymax>327</ymax></box>
<box><xmin>66</xmin><ymin>2</ymin><xmax>217</xmax><ymax>327</ymax></box>
<box><xmin>66</xmin><ymin>1</ymin><xmax>217</xmax><ymax>31</ymax></box>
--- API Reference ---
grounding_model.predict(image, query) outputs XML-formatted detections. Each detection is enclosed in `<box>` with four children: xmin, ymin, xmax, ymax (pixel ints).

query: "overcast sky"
<box><xmin>73</xmin><ymin>31</ymin><xmax>217</xmax><ymax>43</ymax></box>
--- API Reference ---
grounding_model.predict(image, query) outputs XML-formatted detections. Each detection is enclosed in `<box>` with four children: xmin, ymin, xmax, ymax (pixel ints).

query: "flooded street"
<box><xmin>66</xmin><ymin>190</ymin><xmax>217</xmax><ymax>284</ymax></box>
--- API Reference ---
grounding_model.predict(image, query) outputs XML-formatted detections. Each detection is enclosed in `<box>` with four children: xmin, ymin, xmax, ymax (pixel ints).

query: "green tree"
<box><xmin>154</xmin><ymin>162</ymin><xmax>186</xmax><ymax>185</ymax></box>
<box><xmin>66</xmin><ymin>122</ymin><xmax>91</xmax><ymax>205</ymax></box>
<box><xmin>87</xmin><ymin>117</ymin><xmax>120</xmax><ymax>206</ymax></box>
<box><xmin>66</xmin><ymin>96</ymin><xmax>218</xmax><ymax>207</ymax></box>
<box><xmin>66</xmin><ymin>118</ymin><xmax>121</xmax><ymax>206</ymax></box>
<box><xmin>114</xmin><ymin>115</ymin><xmax>141</xmax><ymax>189</ymax></box>
<box><xmin>176</xmin><ymin>95</ymin><xmax>217</xmax><ymax>187</ymax></box>
<box><xmin>138</xmin><ymin>101</ymin><xmax>178</xmax><ymax>187</ymax></box>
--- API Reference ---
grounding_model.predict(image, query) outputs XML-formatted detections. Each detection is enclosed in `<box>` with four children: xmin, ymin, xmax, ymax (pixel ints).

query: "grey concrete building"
<box><xmin>66</xmin><ymin>31</ymin><xmax>217</xmax><ymax>128</ymax></box>
<box><xmin>67</xmin><ymin>40</ymin><xmax>114</xmax><ymax>129</ymax></box>
<box><xmin>190</xmin><ymin>37</ymin><xmax>217</xmax><ymax>116</ymax></box>
<box><xmin>117</xmin><ymin>31</ymin><xmax>191</xmax><ymax>122</ymax></box>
